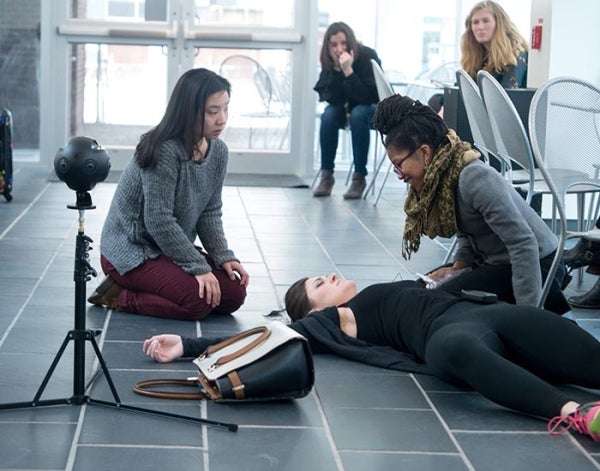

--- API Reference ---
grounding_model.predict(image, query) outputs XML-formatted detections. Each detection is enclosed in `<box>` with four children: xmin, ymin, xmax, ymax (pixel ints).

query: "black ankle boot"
<box><xmin>564</xmin><ymin>239</ymin><xmax>600</xmax><ymax>269</ymax></box>
<box><xmin>569</xmin><ymin>277</ymin><xmax>600</xmax><ymax>309</ymax></box>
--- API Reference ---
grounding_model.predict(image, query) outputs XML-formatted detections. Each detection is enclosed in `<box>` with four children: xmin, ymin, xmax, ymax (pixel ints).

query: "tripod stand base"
<box><xmin>0</xmin><ymin>396</ymin><xmax>238</xmax><ymax>432</ymax></box>
<box><xmin>0</xmin><ymin>208</ymin><xmax>237</xmax><ymax>433</ymax></box>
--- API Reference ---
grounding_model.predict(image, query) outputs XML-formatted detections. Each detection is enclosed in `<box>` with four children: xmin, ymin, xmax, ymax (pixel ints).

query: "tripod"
<box><xmin>0</xmin><ymin>191</ymin><xmax>237</xmax><ymax>432</ymax></box>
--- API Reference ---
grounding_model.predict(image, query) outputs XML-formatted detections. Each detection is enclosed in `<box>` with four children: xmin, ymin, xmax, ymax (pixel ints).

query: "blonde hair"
<box><xmin>460</xmin><ymin>1</ymin><xmax>529</xmax><ymax>80</ymax></box>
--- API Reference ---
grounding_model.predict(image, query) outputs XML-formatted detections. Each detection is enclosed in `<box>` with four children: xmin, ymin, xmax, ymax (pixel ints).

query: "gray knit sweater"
<box><xmin>454</xmin><ymin>159</ymin><xmax>557</xmax><ymax>306</ymax></box>
<box><xmin>100</xmin><ymin>139</ymin><xmax>237</xmax><ymax>276</ymax></box>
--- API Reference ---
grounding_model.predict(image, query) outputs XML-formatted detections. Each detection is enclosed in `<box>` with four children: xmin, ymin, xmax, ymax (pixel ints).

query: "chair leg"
<box><xmin>364</xmin><ymin>149</ymin><xmax>389</xmax><ymax>200</ymax></box>
<box><xmin>310</xmin><ymin>169</ymin><xmax>321</xmax><ymax>189</ymax></box>
<box><xmin>373</xmin><ymin>161</ymin><xmax>393</xmax><ymax>207</ymax></box>
<box><xmin>443</xmin><ymin>236</ymin><xmax>458</xmax><ymax>264</ymax></box>
<box><xmin>577</xmin><ymin>193</ymin><xmax>585</xmax><ymax>287</ymax></box>
<box><xmin>345</xmin><ymin>163</ymin><xmax>354</xmax><ymax>185</ymax></box>
<box><xmin>370</xmin><ymin>136</ymin><xmax>379</xmax><ymax>196</ymax></box>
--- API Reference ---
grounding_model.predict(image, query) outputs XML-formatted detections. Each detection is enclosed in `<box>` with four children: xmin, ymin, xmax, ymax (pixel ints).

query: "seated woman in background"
<box><xmin>428</xmin><ymin>1</ymin><xmax>528</xmax><ymax>114</ymax></box>
<box><xmin>143</xmin><ymin>273</ymin><xmax>600</xmax><ymax>443</ymax></box>
<box><xmin>312</xmin><ymin>21</ymin><xmax>381</xmax><ymax>199</ymax></box>
<box><xmin>371</xmin><ymin>94</ymin><xmax>569</xmax><ymax>314</ymax></box>
<box><xmin>461</xmin><ymin>0</ymin><xmax>529</xmax><ymax>88</ymax></box>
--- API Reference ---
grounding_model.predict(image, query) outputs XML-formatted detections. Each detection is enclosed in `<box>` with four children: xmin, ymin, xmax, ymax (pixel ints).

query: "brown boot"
<box><xmin>343</xmin><ymin>172</ymin><xmax>366</xmax><ymax>199</ymax></box>
<box><xmin>313</xmin><ymin>170</ymin><xmax>334</xmax><ymax>197</ymax></box>
<box><xmin>564</xmin><ymin>238</ymin><xmax>600</xmax><ymax>269</ymax></box>
<box><xmin>568</xmin><ymin>277</ymin><xmax>600</xmax><ymax>309</ymax></box>
<box><xmin>88</xmin><ymin>275</ymin><xmax>122</xmax><ymax>310</ymax></box>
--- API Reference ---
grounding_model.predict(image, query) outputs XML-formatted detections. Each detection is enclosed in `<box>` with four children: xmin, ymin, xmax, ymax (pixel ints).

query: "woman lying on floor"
<box><xmin>143</xmin><ymin>274</ymin><xmax>600</xmax><ymax>442</ymax></box>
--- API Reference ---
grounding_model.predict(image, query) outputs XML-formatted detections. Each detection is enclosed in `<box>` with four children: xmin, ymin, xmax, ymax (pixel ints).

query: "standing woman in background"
<box><xmin>313</xmin><ymin>22</ymin><xmax>381</xmax><ymax>199</ymax></box>
<box><xmin>88</xmin><ymin>68</ymin><xmax>249</xmax><ymax>321</ymax></box>
<box><xmin>461</xmin><ymin>0</ymin><xmax>529</xmax><ymax>88</ymax></box>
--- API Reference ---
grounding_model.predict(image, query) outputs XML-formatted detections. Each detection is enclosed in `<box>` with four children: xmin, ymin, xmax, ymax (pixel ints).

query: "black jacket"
<box><xmin>313</xmin><ymin>45</ymin><xmax>381</xmax><ymax>110</ymax></box>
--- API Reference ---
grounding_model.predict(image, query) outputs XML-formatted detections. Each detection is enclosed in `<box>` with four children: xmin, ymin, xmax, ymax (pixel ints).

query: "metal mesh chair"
<box><xmin>219</xmin><ymin>55</ymin><xmax>289</xmax><ymax>149</ymax></box>
<box><xmin>529</xmin><ymin>76</ymin><xmax>600</xmax><ymax>305</ymax></box>
<box><xmin>478</xmin><ymin>70</ymin><xmax>540</xmax><ymax>204</ymax></box>
<box><xmin>478</xmin><ymin>70</ymin><xmax>590</xmax><ymax>209</ymax></box>
<box><xmin>455</xmin><ymin>69</ymin><xmax>498</xmax><ymax>166</ymax></box>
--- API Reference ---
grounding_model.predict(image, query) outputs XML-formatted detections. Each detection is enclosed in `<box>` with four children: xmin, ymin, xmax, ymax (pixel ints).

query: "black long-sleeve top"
<box><xmin>182</xmin><ymin>281</ymin><xmax>464</xmax><ymax>374</ymax></box>
<box><xmin>313</xmin><ymin>45</ymin><xmax>381</xmax><ymax>110</ymax></box>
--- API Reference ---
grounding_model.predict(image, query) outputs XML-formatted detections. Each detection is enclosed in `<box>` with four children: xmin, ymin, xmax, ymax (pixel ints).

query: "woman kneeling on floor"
<box><xmin>88</xmin><ymin>68</ymin><xmax>249</xmax><ymax>321</ymax></box>
<box><xmin>144</xmin><ymin>274</ymin><xmax>600</xmax><ymax>443</ymax></box>
<box><xmin>371</xmin><ymin>94</ymin><xmax>570</xmax><ymax>315</ymax></box>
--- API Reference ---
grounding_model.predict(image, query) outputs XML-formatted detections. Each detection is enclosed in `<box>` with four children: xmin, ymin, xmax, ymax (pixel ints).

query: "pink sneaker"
<box><xmin>548</xmin><ymin>402</ymin><xmax>600</xmax><ymax>442</ymax></box>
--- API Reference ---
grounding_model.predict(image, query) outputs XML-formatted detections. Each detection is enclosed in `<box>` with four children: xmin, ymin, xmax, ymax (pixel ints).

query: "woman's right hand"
<box><xmin>428</xmin><ymin>266</ymin><xmax>456</xmax><ymax>280</ymax></box>
<box><xmin>195</xmin><ymin>272</ymin><xmax>221</xmax><ymax>307</ymax></box>
<box><xmin>428</xmin><ymin>261</ymin><xmax>468</xmax><ymax>280</ymax></box>
<box><xmin>143</xmin><ymin>334</ymin><xmax>184</xmax><ymax>363</ymax></box>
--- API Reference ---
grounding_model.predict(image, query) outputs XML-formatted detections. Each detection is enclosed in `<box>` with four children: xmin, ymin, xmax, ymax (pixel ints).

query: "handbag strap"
<box><xmin>132</xmin><ymin>378</ymin><xmax>207</xmax><ymax>400</ymax></box>
<box><xmin>201</xmin><ymin>326</ymin><xmax>271</xmax><ymax>370</ymax></box>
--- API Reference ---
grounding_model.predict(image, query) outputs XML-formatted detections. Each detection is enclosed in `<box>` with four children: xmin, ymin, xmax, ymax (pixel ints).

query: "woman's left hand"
<box><xmin>143</xmin><ymin>334</ymin><xmax>184</xmax><ymax>363</ymax></box>
<box><xmin>222</xmin><ymin>261</ymin><xmax>250</xmax><ymax>287</ymax></box>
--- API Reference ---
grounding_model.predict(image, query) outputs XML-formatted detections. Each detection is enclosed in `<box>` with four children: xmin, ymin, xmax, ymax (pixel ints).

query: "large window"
<box><xmin>71</xmin><ymin>44</ymin><xmax>168</xmax><ymax>147</ymax></box>
<box><xmin>194</xmin><ymin>49</ymin><xmax>292</xmax><ymax>151</ymax></box>
<box><xmin>71</xmin><ymin>0</ymin><xmax>295</xmax><ymax>27</ymax></box>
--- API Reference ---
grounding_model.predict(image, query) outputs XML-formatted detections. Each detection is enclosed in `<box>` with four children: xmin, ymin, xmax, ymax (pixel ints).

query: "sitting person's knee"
<box><xmin>216</xmin><ymin>284</ymin><xmax>247</xmax><ymax>314</ymax></box>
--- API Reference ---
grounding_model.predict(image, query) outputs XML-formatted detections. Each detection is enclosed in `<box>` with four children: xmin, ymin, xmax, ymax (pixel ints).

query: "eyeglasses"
<box><xmin>392</xmin><ymin>149</ymin><xmax>417</xmax><ymax>178</ymax></box>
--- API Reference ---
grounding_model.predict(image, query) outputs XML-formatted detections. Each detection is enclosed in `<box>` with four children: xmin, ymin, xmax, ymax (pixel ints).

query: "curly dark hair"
<box><xmin>284</xmin><ymin>277</ymin><xmax>311</xmax><ymax>321</ymax></box>
<box><xmin>372</xmin><ymin>94</ymin><xmax>448</xmax><ymax>153</ymax></box>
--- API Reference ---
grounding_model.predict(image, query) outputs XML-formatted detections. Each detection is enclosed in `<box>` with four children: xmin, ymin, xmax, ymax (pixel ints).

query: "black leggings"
<box><xmin>438</xmin><ymin>251</ymin><xmax>570</xmax><ymax>315</ymax></box>
<box><xmin>424</xmin><ymin>302</ymin><xmax>600</xmax><ymax>419</ymax></box>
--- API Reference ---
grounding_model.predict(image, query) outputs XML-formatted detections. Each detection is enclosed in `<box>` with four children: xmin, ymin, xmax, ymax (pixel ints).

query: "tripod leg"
<box><xmin>87</xmin><ymin>331</ymin><xmax>122</xmax><ymax>403</ymax></box>
<box><xmin>32</xmin><ymin>332</ymin><xmax>73</xmax><ymax>404</ymax></box>
<box><xmin>87</xmin><ymin>398</ymin><xmax>238</xmax><ymax>432</ymax></box>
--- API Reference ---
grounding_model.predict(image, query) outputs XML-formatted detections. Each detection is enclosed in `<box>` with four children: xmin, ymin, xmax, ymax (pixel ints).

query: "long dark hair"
<box><xmin>319</xmin><ymin>22</ymin><xmax>361</xmax><ymax>70</ymax></box>
<box><xmin>135</xmin><ymin>68</ymin><xmax>231</xmax><ymax>168</ymax></box>
<box><xmin>284</xmin><ymin>277</ymin><xmax>311</xmax><ymax>321</ymax></box>
<box><xmin>372</xmin><ymin>94</ymin><xmax>448</xmax><ymax>153</ymax></box>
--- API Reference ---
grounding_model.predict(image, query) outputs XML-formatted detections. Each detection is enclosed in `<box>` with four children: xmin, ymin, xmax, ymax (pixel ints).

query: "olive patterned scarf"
<box><xmin>402</xmin><ymin>130</ymin><xmax>480</xmax><ymax>259</ymax></box>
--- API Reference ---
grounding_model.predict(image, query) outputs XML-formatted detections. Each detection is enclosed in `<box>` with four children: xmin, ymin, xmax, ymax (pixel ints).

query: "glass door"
<box><xmin>41</xmin><ymin>0</ymin><xmax>317</xmax><ymax>176</ymax></box>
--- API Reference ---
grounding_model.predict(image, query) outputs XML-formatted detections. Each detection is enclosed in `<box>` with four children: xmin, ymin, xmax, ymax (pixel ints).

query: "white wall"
<box><xmin>529</xmin><ymin>0</ymin><xmax>600</xmax><ymax>87</ymax></box>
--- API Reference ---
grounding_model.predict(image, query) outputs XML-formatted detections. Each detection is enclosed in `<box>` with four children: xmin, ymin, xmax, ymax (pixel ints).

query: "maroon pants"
<box><xmin>100</xmin><ymin>249</ymin><xmax>246</xmax><ymax>321</ymax></box>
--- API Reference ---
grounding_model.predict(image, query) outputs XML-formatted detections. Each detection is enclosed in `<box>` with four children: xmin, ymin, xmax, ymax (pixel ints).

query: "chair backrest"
<box><xmin>477</xmin><ymin>70</ymin><xmax>535</xmax><ymax>195</ymax></box>
<box><xmin>405</xmin><ymin>61</ymin><xmax>458</xmax><ymax>104</ymax></box>
<box><xmin>219</xmin><ymin>54</ymin><xmax>274</xmax><ymax>111</ymax></box>
<box><xmin>370</xmin><ymin>59</ymin><xmax>395</xmax><ymax>101</ymax></box>
<box><xmin>529</xmin><ymin>76</ymin><xmax>600</xmax><ymax>307</ymax></box>
<box><xmin>455</xmin><ymin>69</ymin><xmax>497</xmax><ymax>164</ymax></box>
<box><xmin>529</xmin><ymin>76</ymin><xmax>600</xmax><ymax>177</ymax></box>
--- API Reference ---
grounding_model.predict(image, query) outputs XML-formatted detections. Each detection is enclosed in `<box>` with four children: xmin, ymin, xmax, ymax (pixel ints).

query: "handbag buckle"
<box><xmin>208</xmin><ymin>363</ymin><xmax>218</xmax><ymax>373</ymax></box>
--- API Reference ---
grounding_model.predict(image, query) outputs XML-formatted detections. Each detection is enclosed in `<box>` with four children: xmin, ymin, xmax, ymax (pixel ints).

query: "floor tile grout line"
<box><xmin>0</xmin><ymin>181</ymin><xmax>52</xmax><ymax>241</ymax></box>
<box><xmin>337</xmin><ymin>203</ymin><xmax>414</xmax><ymax>279</ymax></box>
<box><xmin>78</xmin><ymin>443</ymin><xmax>205</xmax><ymax>450</ymax></box>
<box><xmin>202</xmin><ymin>401</ymin><xmax>210</xmax><ymax>471</ymax></box>
<box><xmin>65</xmin><ymin>404</ymin><xmax>89</xmax><ymax>471</ymax></box>
<box><xmin>339</xmin><ymin>449</ymin><xmax>463</xmax><ymax>456</ymax></box>
<box><xmin>0</xmin><ymin>228</ymin><xmax>73</xmax><ymax>349</ymax></box>
<box><xmin>311</xmin><ymin>389</ymin><xmax>345</xmax><ymax>471</ymax></box>
<box><xmin>565</xmin><ymin>432</ymin><xmax>600</xmax><ymax>469</ymax></box>
<box><xmin>236</xmin><ymin>187</ymin><xmax>280</xmax><ymax>308</ymax></box>
<box><xmin>410</xmin><ymin>373</ymin><xmax>477</xmax><ymax>471</ymax></box>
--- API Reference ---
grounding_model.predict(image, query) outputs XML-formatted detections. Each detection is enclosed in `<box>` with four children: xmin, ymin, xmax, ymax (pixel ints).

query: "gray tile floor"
<box><xmin>2</xmin><ymin>163</ymin><xmax>600</xmax><ymax>470</ymax></box>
